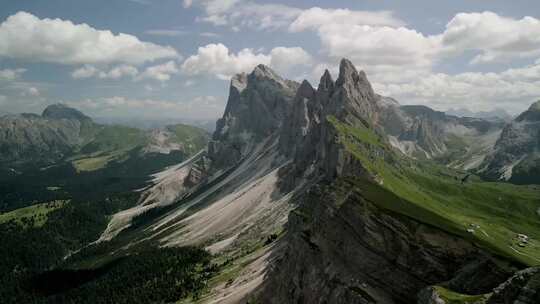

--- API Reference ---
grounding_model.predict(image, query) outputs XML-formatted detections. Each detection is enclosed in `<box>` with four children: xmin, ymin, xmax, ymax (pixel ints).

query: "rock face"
<box><xmin>0</xmin><ymin>104</ymin><xmax>91</xmax><ymax>165</ymax></box>
<box><xmin>480</xmin><ymin>101</ymin><xmax>540</xmax><ymax>184</ymax></box>
<box><xmin>208</xmin><ymin>65</ymin><xmax>298</xmax><ymax>170</ymax></box>
<box><xmin>378</xmin><ymin>105</ymin><xmax>503</xmax><ymax>168</ymax></box>
<box><xmin>260</xmin><ymin>182</ymin><xmax>512</xmax><ymax>304</ymax></box>
<box><xmin>279</xmin><ymin>59</ymin><xmax>391</xmax><ymax>186</ymax></box>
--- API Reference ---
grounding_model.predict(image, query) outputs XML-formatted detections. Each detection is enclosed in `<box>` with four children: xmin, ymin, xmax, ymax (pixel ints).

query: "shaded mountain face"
<box><xmin>208</xmin><ymin>65</ymin><xmax>299</xmax><ymax>169</ymax></box>
<box><xmin>41</xmin><ymin>104</ymin><xmax>91</xmax><ymax>121</ymax></box>
<box><xmin>0</xmin><ymin>105</ymin><xmax>92</xmax><ymax>165</ymax></box>
<box><xmin>480</xmin><ymin>101</ymin><xmax>540</xmax><ymax>184</ymax></box>
<box><xmin>0</xmin><ymin>104</ymin><xmax>209</xmax><ymax>168</ymax></box>
<box><xmin>89</xmin><ymin>59</ymin><xmax>540</xmax><ymax>304</ymax></box>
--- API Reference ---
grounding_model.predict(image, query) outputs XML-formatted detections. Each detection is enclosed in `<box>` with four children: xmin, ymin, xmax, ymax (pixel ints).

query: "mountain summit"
<box><xmin>42</xmin><ymin>103</ymin><xmax>91</xmax><ymax>121</ymax></box>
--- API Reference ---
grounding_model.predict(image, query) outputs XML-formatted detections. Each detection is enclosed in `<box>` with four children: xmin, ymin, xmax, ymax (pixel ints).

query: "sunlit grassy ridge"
<box><xmin>434</xmin><ymin>286</ymin><xmax>488</xmax><ymax>304</ymax></box>
<box><xmin>167</xmin><ymin>124</ymin><xmax>210</xmax><ymax>156</ymax></box>
<box><xmin>328</xmin><ymin>115</ymin><xmax>540</xmax><ymax>266</ymax></box>
<box><xmin>70</xmin><ymin>124</ymin><xmax>208</xmax><ymax>172</ymax></box>
<box><xmin>0</xmin><ymin>200</ymin><xmax>68</xmax><ymax>228</ymax></box>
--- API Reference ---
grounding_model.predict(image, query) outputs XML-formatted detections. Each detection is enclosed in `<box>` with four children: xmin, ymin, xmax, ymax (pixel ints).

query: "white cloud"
<box><xmin>182</xmin><ymin>43</ymin><xmax>312</xmax><ymax>80</ymax></box>
<box><xmin>269</xmin><ymin>47</ymin><xmax>312</xmax><ymax>71</ymax></box>
<box><xmin>19</xmin><ymin>86</ymin><xmax>41</xmax><ymax>97</ymax></box>
<box><xmin>72</xmin><ymin>64</ymin><xmax>139</xmax><ymax>80</ymax></box>
<box><xmin>0</xmin><ymin>11</ymin><xmax>178</xmax><ymax>65</ymax></box>
<box><xmin>289</xmin><ymin>7</ymin><xmax>405</xmax><ymax>32</ymax></box>
<box><xmin>374</xmin><ymin>61</ymin><xmax>540</xmax><ymax>113</ymax></box>
<box><xmin>28</xmin><ymin>87</ymin><xmax>40</xmax><ymax>96</ymax></box>
<box><xmin>99</xmin><ymin>65</ymin><xmax>139</xmax><ymax>79</ymax></box>
<box><xmin>182</xmin><ymin>43</ymin><xmax>271</xmax><ymax>80</ymax></box>
<box><xmin>137</xmin><ymin>61</ymin><xmax>179</xmax><ymax>81</ymax></box>
<box><xmin>67</xmin><ymin>95</ymin><xmax>225</xmax><ymax>119</ymax></box>
<box><xmin>0</xmin><ymin>68</ymin><xmax>26</xmax><ymax>81</ymax></box>
<box><xmin>72</xmin><ymin>65</ymin><xmax>98</xmax><ymax>79</ymax></box>
<box><xmin>72</xmin><ymin>61</ymin><xmax>179</xmax><ymax>82</ymax></box>
<box><xmin>441</xmin><ymin>12</ymin><xmax>540</xmax><ymax>64</ymax></box>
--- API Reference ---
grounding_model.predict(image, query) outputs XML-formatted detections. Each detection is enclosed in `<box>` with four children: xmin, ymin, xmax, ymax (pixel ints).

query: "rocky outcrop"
<box><xmin>487</xmin><ymin>267</ymin><xmax>540</xmax><ymax>304</ymax></box>
<box><xmin>480</xmin><ymin>101</ymin><xmax>540</xmax><ymax>184</ymax></box>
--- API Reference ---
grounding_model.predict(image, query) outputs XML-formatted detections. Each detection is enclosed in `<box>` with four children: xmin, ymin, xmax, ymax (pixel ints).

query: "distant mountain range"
<box><xmin>445</xmin><ymin>107</ymin><xmax>513</xmax><ymax>121</ymax></box>
<box><xmin>0</xmin><ymin>103</ymin><xmax>209</xmax><ymax>170</ymax></box>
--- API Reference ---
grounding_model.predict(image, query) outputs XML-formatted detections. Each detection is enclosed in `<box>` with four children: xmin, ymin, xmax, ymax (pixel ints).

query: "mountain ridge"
<box><xmin>85</xmin><ymin>59</ymin><xmax>540</xmax><ymax>303</ymax></box>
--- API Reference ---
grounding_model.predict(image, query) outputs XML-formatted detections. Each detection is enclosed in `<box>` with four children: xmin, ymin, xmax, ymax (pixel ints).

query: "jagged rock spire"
<box><xmin>318</xmin><ymin>69</ymin><xmax>334</xmax><ymax>93</ymax></box>
<box><xmin>335</xmin><ymin>58</ymin><xmax>375</xmax><ymax>98</ymax></box>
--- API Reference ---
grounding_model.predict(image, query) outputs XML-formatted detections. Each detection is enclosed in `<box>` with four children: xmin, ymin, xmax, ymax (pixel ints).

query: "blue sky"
<box><xmin>1</xmin><ymin>0</ymin><xmax>540</xmax><ymax>120</ymax></box>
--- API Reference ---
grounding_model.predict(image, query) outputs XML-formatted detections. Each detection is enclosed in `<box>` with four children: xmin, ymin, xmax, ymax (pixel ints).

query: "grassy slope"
<box><xmin>434</xmin><ymin>286</ymin><xmax>488</xmax><ymax>304</ymax></box>
<box><xmin>71</xmin><ymin>124</ymin><xmax>147</xmax><ymax>172</ymax></box>
<box><xmin>328</xmin><ymin>115</ymin><xmax>540</xmax><ymax>266</ymax></box>
<box><xmin>167</xmin><ymin>123</ymin><xmax>210</xmax><ymax>156</ymax></box>
<box><xmin>0</xmin><ymin>200</ymin><xmax>68</xmax><ymax>228</ymax></box>
<box><xmin>71</xmin><ymin>123</ymin><xmax>208</xmax><ymax>172</ymax></box>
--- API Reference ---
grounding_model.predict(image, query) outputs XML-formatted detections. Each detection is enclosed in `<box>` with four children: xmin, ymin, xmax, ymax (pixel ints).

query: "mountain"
<box><xmin>4</xmin><ymin>59</ymin><xmax>540</xmax><ymax>304</ymax></box>
<box><xmin>0</xmin><ymin>104</ymin><xmax>209</xmax><ymax>170</ymax></box>
<box><xmin>381</xmin><ymin>105</ymin><xmax>504</xmax><ymax>169</ymax></box>
<box><xmin>0</xmin><ymin>105</ymin><xmax>92</xmax><ymax>165</ymax></box>
<box><xmin>480</xmin><ymin>100</ymin><xmax>540</xmax><ymax>184</ymax></box>
<box><xmin>445</xmin><ymin>107</ymin><xmax>513</xmax><ymax>122</ymax></box>
<box><xmin>60</xmin><ymin>59</ymin><xmax>540</xmax><ymax>304</ymax></box>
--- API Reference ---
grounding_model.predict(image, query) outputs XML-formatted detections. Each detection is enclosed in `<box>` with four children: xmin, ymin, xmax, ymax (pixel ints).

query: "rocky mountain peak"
<box><xmin>516</xmin><ymin>100</ymin><xmax>540</xmax><ymax>122</ymax></box>
<box><xmin>335</xmin><ymin>58</ymin><xmax>375</xmax><ymax>97</ymax></box>
<box><xmin>297</xmin><ymin>80</ymin><xmax>315</xmax><ymax>99</ymax></box>
<box><xmin>530</xmin><ymin>100</ymin><xmax>540</xmax><ymax>111</ymax></box>
<box><xmin>42</xmin><ymin>103</ymin><xmax>90</xmax><ymax>121</ymax></box>
<box><xmin>250</xmin><ymin>64</ymin><xmax>283</xmax><ymax>83</ymax></box>
<box><xmin>318</xmin><ymin>69</ymin><xmax>334</xmax><ymax>93</ymax></box>
<box><xmin>208</xmin><ymin>65</ymin><xmax>298</xmax><ymax>169</ymax></box>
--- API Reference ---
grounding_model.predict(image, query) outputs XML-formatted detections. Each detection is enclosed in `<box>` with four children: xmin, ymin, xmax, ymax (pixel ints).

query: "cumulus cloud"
<box><xmin>181</xmin><ymin>43</ymin><xmax>311</xmax><ymax>80</ymax></box>
<box><xmin>0</xmin><ymin>68</ymin><xmax>26</xmax><ymax>81</ymax></box>
<box><xmin>72</xmin><ymin>64</ymin><xmax>139</xmax><ymax>80</ymax></box>
<box><xmin>182</xmin><ymin>43</ymin><xmax>270</xmax><ymax>80</ymax></box>
<box><xmin>374</xmin><ymin>61</ymin><xmax>540</xmax><ymax>112</ymax></box>
<box><xmin>137</xmin><ymin>61</ymin><xmax>179</xmax><ymax>81</ymax></box>
<box><xmin>100</xmin><ymin>65</ymin><xmax>139</xmax><ymax>79</ymax></box>
<box><xmin>0</xmin><ymin>11</ymin><xmax>178</xmax><ymax>65</ymax></box>
<box><xmin>441</xmin><ymin>12</ymin><xmax>540</xmax><ymax>64</ymax></box>
<box><xmin>269</xmin><ymin>47</ymin><xmax>312</xmax><ymax>71</ymax></box>
<box><xmin>72</xmin><ymin>61</ymin><xmax>179</xmax><ymax>82</ymax></box>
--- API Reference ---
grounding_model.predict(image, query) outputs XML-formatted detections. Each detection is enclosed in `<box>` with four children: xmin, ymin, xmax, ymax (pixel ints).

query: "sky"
<box><xmin>1</xmin><ymin>0</ymin><xmax>540</xmax><ymax>120</ymax></box>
